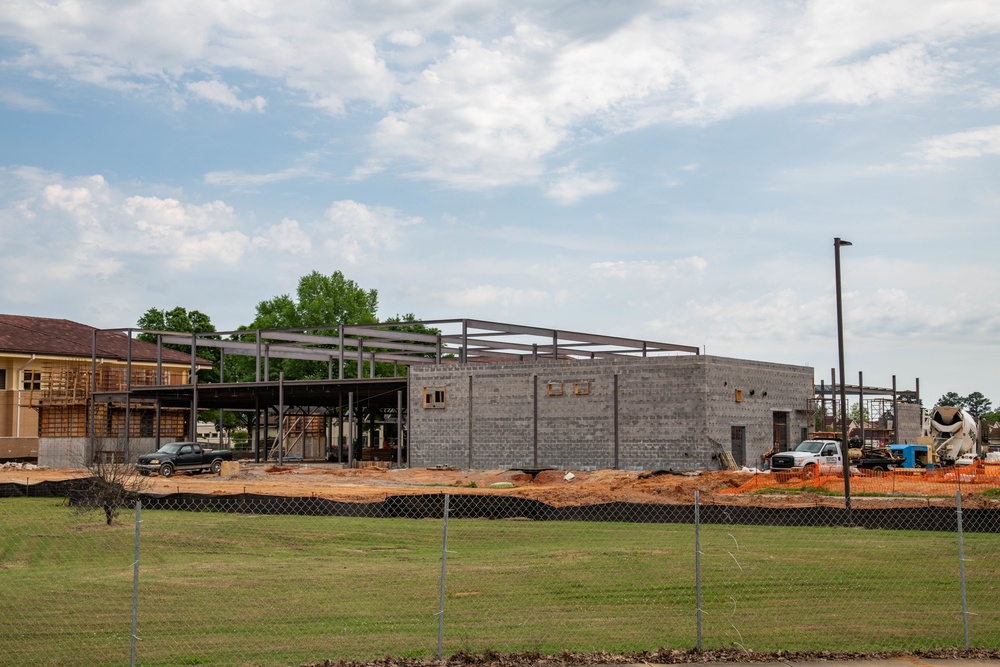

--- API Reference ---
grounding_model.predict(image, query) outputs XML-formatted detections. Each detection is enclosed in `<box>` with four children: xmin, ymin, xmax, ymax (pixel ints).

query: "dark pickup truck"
<box><xmin>136</xmin><ymin>442</ymin><xmax>232</xmax><ymax>477</ymax></box>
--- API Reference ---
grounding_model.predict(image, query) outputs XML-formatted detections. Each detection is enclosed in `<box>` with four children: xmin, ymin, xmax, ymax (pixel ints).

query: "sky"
<box><xmin>1</xmin><ymin>0</ymin><xmax>998</xmax><ymax>409</ymax></box>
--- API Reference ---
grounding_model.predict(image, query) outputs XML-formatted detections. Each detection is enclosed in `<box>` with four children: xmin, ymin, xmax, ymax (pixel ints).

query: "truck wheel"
<box><xmin>803</xmin><ymin>464</ymin><xmax>817</xmax><ymax>480</ymax></box>
<box><xmin>159</xmin><ymin>463</ymin><xmax>174</xmax><ymax>478</ymax></box>
<box><xmin>873</xmin><ymin>465</ymin><xmax>888</xmax><ymax>472</ymax></box>
<box><xmin>211</xmin><ymin>459</ymin><xmax>223</xmax><ymax>474</ymax></box>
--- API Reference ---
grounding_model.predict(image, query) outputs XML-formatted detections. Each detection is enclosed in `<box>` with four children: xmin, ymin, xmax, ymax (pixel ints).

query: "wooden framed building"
<box><xmin>0</xmin><ymin>314</ymin><xmax>203</xmax><ymax>465</ymax></box>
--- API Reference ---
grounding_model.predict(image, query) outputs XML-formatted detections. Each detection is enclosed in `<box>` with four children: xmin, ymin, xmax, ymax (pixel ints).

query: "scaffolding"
<box><xmin>21</xmin><ymin>362</ymin><xmax>192</xmax><ymax>439</ymax></box>
<box><xmin>811</xmin><ymin>377</ymin><xmax>920</xmax><ymax>446</ymax></box>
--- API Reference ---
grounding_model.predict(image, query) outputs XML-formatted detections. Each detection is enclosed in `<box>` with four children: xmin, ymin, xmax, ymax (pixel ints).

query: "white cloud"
<box><xmin>321</xmin><ymin>199</ymin><xmax>421</xmax><ymax>264</ymax></box>
<box><xmin>916</xmin><ymin>125</ymin><xmax>1000</xmax><ymax>162</ymax></box>
<box><xmin>0</xmin><ymin>2</ymin><xmax>394</xmax><ymax>111</ymax></box>
<box><xmin>371</xmin><ymin>3</ymin><xmax>1000</xmax><ymax>187</ymax></box>
<box><xmin>204</xmin><ymin>167</ymin><xmax>312</xmax><ymax>187</ymax></box>
<box><xmin>185</xmin><ymin>79</ymin><xmax>266</xmax><ymax>112</ymax></box>
<box><xmin>2</xmin><ymin>170</ymin><xmax>254</xmax><ymax>282</ymax></box>
<box><xmin>348</xmin><ymin>159</ymin><xmax>387</xmax><ymax>181</ymax></box>
<box><xmin>255</xmin><ymin>218</ymin><xmax>312</xmax><ymax>254</ymax></box>
<box><xmin>545</xmin><ymin>167</ymin><xmax>617</xmax><ymax>205</ymax></box>
<box><xmin>2</xmin><ymin>1</ymin><xmax>999</xmax><ymax>191</ymax></box>
<box><xmin>589</xmin><ymin>257</ymin><xmax>708</xmax><ymax>283</ymax></box>
<box><xmin>0</xmin><ymin>88</ymin><xmax>58</xmax><ymax>112</ymax></box>
<box><xmin>123</xmin><ymin>196</ymin><xmax>250</xmax><ymax>267</ymax></box>
<box><xmin>442</xmin><ymin>284</ymin><xmax>551</xmax><ymax>309</ymax></box>
<box><xmin>42</xmin><ymin>176</ymin><xmax>109</xmax><ymax>227</ymax></box>
<box><xmin>387</xmin><ymin>30</ymin><xmax>423</xmax><ymax>47</ymax></box>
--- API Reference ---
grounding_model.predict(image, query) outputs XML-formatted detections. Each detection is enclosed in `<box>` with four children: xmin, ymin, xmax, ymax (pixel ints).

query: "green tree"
<box><xmin>933</xmin><ymin>391</ymin><xmax>993</xmax><ymax>419</ymax></box>
<box><xmin>253</xmin><ymin>271</ymin><xmax>379</xmax><ymax>330</ymax></box>
<box><xmin>136</xmin><ymin>306</ymin><xmax>220</xmax><ymax>382</ymax></box>
<box><xmin>231</xmin><ymin>270</ymin><xmax>380</xmax><ymax>381</ymax></box>
<box><xmin>848</xmin><ymin>402</ymin><xmax>869</xmax><ymax>424</ymax></box>
<box><xmin>936</xmin><ymin>391</ymin><xmax>964</xmax><ymax>408</ymax></box>
<box><xmin>135</xmin><ymin>306</ymin><xmax>230</xmax><ymax>433</ymax></box>
<box><xmin>963</xmin><ymin>391</ymin><xmax>993</xmax><ymax>419</ymax></box>
<box><xmin>137</xmin><ymin>306</ymin><xmax>216</xmax><ymax>346</ymax></box>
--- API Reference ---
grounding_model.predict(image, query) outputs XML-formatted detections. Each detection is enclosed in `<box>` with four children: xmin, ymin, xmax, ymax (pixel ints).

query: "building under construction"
<box><xmin>2</xmin><ymin>315</ymin><xmax>922</xmax><ymax>471</ymax></box>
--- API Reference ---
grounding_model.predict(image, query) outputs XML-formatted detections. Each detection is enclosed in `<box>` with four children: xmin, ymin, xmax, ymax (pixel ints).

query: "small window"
<box><xmin>734</xmin><ymin>388</ymin><xmax>743</xmax><ymax>403</ymax></box>
<box><xmin>0</xmin><ymin>369</ymin><xmax>6</xmax><ymax>390</ymax></box>
<box><xmin>573</xmin><ymin>381</ymin><xmax>590</xmax><ymax>396</ymax></box>
<box><xmin>423</xmin><ymin>386</ymin><xmax>447</xmax><ymax>409</ymax></box>
<box><xmin>547</xmin><ymin>382</ymin><xmax>564</xmax><ymax>396</ymax></box>
<box><xmin>22</xmin><ymin>370</ymin><xmax>41</xmax><ymax>391</ymax></box>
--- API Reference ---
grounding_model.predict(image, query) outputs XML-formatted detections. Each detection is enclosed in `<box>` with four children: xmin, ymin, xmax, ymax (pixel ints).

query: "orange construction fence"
<box><xmin>723</xmin><ymin>460</ymin><xmax>1000</xmax><ymax>497</ymax></box>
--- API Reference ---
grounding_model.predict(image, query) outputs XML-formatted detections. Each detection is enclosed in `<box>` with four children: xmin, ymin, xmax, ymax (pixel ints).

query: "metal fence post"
<box><xmin>437</xmin><ymin>493</ymin><xmax>451</xmax><ymax>659</ymax></box>
<box><xmin>130</xmin><ymin>498</ymin><xmax>142</xmax><ymax>667</ymax></box>
<box><xmin>695</xmin><ymin>490</ymin><xmax>702</xmax><ymax>650</ymax></box>
<box><xmin>956</xmin><ymin>491</ymin><xmax>969</xmax><ymax>649</ymax></box>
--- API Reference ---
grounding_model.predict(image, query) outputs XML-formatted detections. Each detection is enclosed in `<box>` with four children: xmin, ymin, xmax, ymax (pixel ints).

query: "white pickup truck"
<box><xmin>771</xmin><ymin>439</ymin><xmax>904</xmax><ymax>477</ymax></box>
<box><xmin>770</xmin><ymin>439</ymin><xmax>845</xmax><ymax>478</ymax></box>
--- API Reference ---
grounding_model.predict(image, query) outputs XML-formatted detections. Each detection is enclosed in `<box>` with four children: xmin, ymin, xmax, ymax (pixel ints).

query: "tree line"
<box><xmin>135</xmin><ymin>269</ymin><xmax>436</xmax><ymax>384</ymax></box>
<box><xmin>936</xmin><ymin>391</ymin><xmax>1000</xmax><ymax>424</ymax></box>
<box><xmin>134</xmin><ymin>270</ymin><xmax>438</xmax><ymax>436</ymax></box>
<box><xmin>935</xmin><ymin>391</ymin><xmax>998</xmax><ymax>424</ymax></box>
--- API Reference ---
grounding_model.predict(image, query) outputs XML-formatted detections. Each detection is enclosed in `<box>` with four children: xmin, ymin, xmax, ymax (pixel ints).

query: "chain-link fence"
<box><xmin>2</xmin><ymin>483</ymin><xmax>999</xmax><ymax>667</ymax></box>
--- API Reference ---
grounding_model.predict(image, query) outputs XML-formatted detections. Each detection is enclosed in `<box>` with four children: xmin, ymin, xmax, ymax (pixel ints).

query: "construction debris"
<box><xmin>0</xmin><ymin>462</ymin><xmax>46</xmax><ymax>471</ymax></box>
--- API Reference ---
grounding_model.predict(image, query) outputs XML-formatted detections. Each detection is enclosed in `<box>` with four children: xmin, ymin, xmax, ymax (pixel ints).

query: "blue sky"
<box><xmin>1</xmin><ymin>1</ymin><xmax>998</xmax><ymax>407</ymax></box>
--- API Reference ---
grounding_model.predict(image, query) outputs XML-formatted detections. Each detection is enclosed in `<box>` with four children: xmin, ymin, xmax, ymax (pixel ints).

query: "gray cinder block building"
<box><xmin>408</xmin><ymin>354</ymin><xmax>815</xmax><ymax>471</ymax></box>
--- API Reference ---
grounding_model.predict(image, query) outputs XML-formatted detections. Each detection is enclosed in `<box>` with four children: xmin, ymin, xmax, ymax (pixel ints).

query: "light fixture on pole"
<box><xmin>834</xmin><ymin>237</ymin><xmax>852</xmax><ymax>512</ymax></box>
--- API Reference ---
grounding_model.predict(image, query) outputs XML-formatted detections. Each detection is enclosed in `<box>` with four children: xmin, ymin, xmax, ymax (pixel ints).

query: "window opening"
<box><xmin>423</xmin><ymin>386</ymin><xmax>447</xmax><ymax>409</ymax></box>
<box><xmin>22</xmin><ymin>370</ymin><xmax>41</xmax><ymax>391</ymax></box>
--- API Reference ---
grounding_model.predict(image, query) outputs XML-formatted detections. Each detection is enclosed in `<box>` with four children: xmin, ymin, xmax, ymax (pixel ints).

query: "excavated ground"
<box><xmin>4</xmin><ymin>463</ymin><xmax>999</xmax><ymax>508</ymax></box>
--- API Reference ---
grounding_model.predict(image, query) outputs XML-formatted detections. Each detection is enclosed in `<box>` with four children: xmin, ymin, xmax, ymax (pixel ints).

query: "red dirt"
<box><xmin>4</xmin><ymin>463</ymin><xmax>999</xmax><ymax>508</ymax></box>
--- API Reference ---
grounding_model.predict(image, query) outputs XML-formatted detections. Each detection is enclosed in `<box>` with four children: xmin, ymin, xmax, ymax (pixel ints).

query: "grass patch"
<box><xmin>1</xmin><ymin>498</ymin><xmax>998</xmax><ymax>666</ymax></box>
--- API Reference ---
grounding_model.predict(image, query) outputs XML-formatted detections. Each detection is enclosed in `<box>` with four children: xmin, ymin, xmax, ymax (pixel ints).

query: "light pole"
<box><xmin>834</xmin><ymin>237</ymin><xmax>852</xmax><ymax>512</ymax></box>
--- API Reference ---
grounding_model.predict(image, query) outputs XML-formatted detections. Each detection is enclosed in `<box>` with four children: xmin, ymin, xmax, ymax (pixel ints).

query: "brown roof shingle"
<box><xmin>0</xmin><ymin>314</ymin><xmax>206</xmax><ymax>365</ymax></box>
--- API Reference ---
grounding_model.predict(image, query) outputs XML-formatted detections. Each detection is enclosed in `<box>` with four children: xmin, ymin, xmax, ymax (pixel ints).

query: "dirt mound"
<box><xmin>4</xmin><ymin>464</ymin><xmax>998</xmax><ymax>508</ymax></box>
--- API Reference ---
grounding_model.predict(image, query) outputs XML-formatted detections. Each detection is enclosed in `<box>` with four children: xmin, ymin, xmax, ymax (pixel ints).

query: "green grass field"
<box><xmin>1</xmin><ymin>497</ymin><xmax>999</xmax><ymax>667</ymax></box>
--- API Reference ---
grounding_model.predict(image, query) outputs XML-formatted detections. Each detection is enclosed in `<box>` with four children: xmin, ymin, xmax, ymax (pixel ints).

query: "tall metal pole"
<box><xmin>859</xmin><ymin>370</ymin><xmax>865</xmax><ymax>447</ymax></box>
<box><xmin>695</xmin><ymin>490</ymin><xmax>702</xmax><ymax>650</ymax></box>
<box><xmin>892</xmin><ymin>375</ymin><xmax>898</xmax><ymax>445</ymax></box>
<box><xmin>130</xmin><ymin>498</ymin><xmax>142</xmax><ymax>667</ymax></box>
<box><xmin>957</xmin><ymin>490</ymin><xmax>970</xmax><ymax>648</ymax></box>
<box><xmin>437</xmin><ymin>493</ymin><xmax>451</xmax><ymax>659</ymax></box>
<box><xmin>277</xmin><ymin>372</ymin><xmax>285</xmax><ymax>466</ymax></box>
<box><xmin>835</xmin><ymin>237</ymin><xmax>853</xmax><ymax>512</ymax></box>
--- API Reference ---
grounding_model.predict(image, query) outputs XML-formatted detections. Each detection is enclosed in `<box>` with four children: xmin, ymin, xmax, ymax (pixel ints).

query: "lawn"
<box><xmin>1</xmin><ymin>498</ymin><xmax>998</xmax><ymax>667</ymax></box>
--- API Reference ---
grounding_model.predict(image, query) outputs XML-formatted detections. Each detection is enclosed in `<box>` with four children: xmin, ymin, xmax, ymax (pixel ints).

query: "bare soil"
<box><xmin>4</xmin><ymin>463</ymin><xmax>999</xmax><ymax>508</ymax></box>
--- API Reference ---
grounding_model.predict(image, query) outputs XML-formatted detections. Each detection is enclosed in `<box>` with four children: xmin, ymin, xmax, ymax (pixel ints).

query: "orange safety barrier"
<box><xmin>721</xmin><ymin>460</ymin><xmax>1000</xmax><ymax>497</ymax></box>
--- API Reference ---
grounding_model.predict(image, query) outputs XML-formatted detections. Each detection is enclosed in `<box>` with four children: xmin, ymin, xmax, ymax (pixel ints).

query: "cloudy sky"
<box><xmin>1</xmin><ymin>0</ymin><xmax>998</xmax><ymax>406</ymax></box>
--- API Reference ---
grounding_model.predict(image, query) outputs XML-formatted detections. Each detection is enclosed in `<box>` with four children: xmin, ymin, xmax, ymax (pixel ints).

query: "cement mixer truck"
<box><xmin>921</xmin><ymin>405</ymin><xmax>980</xmax><ymax>466</ymax></box>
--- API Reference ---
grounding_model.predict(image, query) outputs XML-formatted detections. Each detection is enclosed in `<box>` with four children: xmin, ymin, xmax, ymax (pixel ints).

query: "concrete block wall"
<box><xmin>535</xmin><ymin>367</ymin><xmax>614</xmax><ymax>469</ymax></box>
<box><xmin>39</xmin><ymin>437</ymin><xmax>161</xmax><ymax>468</ymax></box>
<box><xmin>615</xmin><ymin>357</ymin><xmax>708</xmax><ymax>470</ymax></box>
<box><xmin>409</xmin><ymin>355</ymin><xmax>815</xmax><ymax>471</ymax></box>
<box><xmin>895</xmin><ymin>402</ymin><xmax>923</xmax><ymax>443</ymax></box>
<box><xmin>704</xmin><ymin>357</ymin><xmax>814</xmax><ymax>466</ymax></box>
<box><xmin>471</xmin><ymin>371</ymin><xmax>533</xmax><ymax>468</ymax></box>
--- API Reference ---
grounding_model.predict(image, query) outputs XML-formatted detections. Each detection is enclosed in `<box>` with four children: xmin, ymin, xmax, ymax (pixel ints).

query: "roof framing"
<box><xmin>117</xmin><ymin>318</ymin><xmax>700</xmax><ymax>373</ymax></box>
